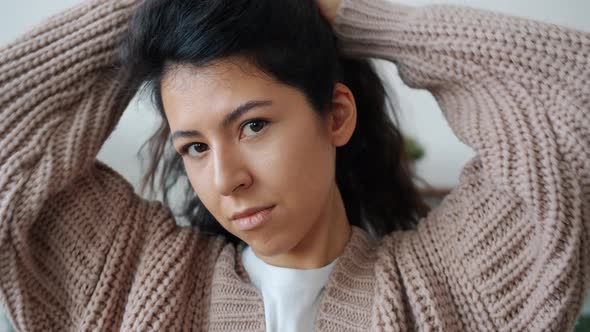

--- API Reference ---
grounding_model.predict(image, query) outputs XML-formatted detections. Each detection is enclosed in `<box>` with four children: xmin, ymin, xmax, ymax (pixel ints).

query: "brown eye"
<box><xmin>241</xmin><ymin>119</ymin><xmax>268</xmax><ymax>138</ymax></box>
<box><xmin>184</xmin><ymin>143</ymin><xmax>209</xmax><ymax>157</ymax></box>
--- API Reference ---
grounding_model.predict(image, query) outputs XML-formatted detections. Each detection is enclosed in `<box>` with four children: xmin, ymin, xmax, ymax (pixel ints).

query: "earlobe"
<box><xmin>329</xmin><ymin>83</ymin><xmax>357</xmax><ymax>147</ymax></box>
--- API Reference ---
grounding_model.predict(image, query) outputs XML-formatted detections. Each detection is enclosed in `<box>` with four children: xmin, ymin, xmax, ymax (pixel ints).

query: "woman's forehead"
<box><xmin>160</xmin><ymin>60</ymin><xmax>314</xmax><ymax>133</ymax></box>
<box><xmin>162</xmin><ymin>63</ymin><xmax>279</xmax><ymax>112</ymax></box>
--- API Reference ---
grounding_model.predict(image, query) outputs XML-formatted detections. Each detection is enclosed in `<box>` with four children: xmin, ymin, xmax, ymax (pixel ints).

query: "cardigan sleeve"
<box><xmin>0</xmin><ymin>1</ymin><xmax>179</xmax><ymax>330</ymax></box>
<box><xmin>333</xmin><ymin>0</ymin><xmax>589</xmax><ymax>330</ymax></box>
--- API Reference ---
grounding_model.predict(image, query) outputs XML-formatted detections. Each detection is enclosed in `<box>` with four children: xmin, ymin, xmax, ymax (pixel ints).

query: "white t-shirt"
<box><xmin>241</xmin><ymin>246</ymin><xmax>338</xmax><ymax>332</ymax></box>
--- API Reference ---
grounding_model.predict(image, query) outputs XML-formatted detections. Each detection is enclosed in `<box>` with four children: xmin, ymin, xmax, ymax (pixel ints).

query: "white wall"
<box><xmin>1</xmin><ymin>0</ymin><xmax>589</xmax><ymax>328</ymax></box>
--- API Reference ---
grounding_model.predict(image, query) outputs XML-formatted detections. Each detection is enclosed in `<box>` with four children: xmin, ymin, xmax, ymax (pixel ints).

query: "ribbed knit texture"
<box><xmin>0</xmin><ymin>0</ymin><xmax>588</xmax><ymax>331</ymax></box>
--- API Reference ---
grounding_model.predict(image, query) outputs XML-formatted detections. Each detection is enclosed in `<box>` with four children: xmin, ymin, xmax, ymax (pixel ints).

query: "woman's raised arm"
<box><xmin>331</xmin><ymin>0</ymin><xmax>589</xmax><ymax>330</ymax></box>
<box><xmin>0</xmin><ymin>0</ymin><xmax>140</xmax><ymax>185</ymax></box>
<box><xmin>0</xmin><ymin>1</ymin><xmax>184</xmax><ymax>330</ymax></box>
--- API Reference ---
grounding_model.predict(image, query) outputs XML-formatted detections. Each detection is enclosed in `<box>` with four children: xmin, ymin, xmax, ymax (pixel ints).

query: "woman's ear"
<box><xmin>326</xmin><ymin>82</ymin><xmax>357</xmax><ymax>147</ymax></box>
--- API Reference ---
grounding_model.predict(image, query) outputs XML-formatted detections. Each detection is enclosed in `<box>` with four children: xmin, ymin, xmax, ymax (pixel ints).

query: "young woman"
<box><xmin>0</xmin><ymin>0</ymin><xmax>588</xmax><ymax>331</ymax></box>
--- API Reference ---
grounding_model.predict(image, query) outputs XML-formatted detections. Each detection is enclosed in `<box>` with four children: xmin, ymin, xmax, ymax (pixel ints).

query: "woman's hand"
<box><xmin>316</xmin><ymin>0</ymin><xmax>342</xmax><ymax>25</ymax></box>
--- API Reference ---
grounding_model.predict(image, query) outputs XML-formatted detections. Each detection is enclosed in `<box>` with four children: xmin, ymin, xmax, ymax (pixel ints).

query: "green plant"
<box><xmin>403</xmin><ymin>135</ymin><xmax>425</xmax><ymax>162</ymax></box>
<box><xmin>574</xmin><ymin>315</ymin><xmax>590</xmax><ymax>332</ymax></box>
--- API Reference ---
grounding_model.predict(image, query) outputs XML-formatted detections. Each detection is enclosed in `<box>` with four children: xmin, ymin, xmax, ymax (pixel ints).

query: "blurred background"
<box><xmin>1</xmin><ymin>0</ymin><xmax>589</xmax><ymax>331</ymax></box>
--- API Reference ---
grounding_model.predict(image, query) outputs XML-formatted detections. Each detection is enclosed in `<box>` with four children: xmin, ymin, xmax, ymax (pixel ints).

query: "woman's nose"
<box><xmin>212</xmin><ymin>147</ymin><xmax>252</xmax><ymax>196</ymax></box>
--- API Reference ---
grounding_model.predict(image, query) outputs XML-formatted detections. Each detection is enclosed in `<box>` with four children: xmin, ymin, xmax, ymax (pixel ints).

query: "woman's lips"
<box><xmin>231</xmin><ymin>206</ymin><xmax>275</xmax><ymax>231</ymax></box>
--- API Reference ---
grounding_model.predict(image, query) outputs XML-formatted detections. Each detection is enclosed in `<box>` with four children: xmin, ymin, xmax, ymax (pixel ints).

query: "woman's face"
<box><xmin>161</xmin><ymin>57</ymin><xmax>354</xmax><ymax>261</ymax></box>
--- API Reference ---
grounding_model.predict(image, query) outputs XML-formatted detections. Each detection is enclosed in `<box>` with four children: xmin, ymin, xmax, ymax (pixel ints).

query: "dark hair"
<box><xmin>118</xmin><ymin>0</ymin><xmax>430</xmax><ymax>244</ymax></box>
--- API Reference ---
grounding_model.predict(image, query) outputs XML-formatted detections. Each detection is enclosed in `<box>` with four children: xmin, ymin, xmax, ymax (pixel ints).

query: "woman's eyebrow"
<box><xmin>221</xmin><ymin>100</ymin><xmax>273</xmax><ymax>128</ymax></box>
<box><xmin>171</xmin><ymin>100</ymin><xmax>273</xmax><ymax>142</ymax></box>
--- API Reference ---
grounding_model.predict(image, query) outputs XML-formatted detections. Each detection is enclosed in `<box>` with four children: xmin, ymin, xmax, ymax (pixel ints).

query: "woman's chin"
<box><xmin>247</xmin><ymin>237</ymin><xmax>296</xmax><ymax>262</ymax></box>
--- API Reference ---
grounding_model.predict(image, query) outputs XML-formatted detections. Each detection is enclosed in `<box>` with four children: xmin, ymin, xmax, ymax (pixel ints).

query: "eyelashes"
<box><xmin>180</xmin><ymin>142</ymin><xmax>208</xmax><ymax>156</ymax></box>
<box><xmin>240</xmin><ymin>119</ymin><xmax>268</xmax><ymax>138</ymax></box>
<box><xmin>178</xmin><ymin>118</ymin><xmax>270</xmax><ymax>158</ymax></box>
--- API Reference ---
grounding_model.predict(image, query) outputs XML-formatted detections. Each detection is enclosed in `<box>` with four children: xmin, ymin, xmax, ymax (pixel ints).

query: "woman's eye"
<box><xmin>182</xmin><ymin>143</ymin><xmax>209</xmax><ymax>157</ymax></box>
<box><xmin>241</xmin><ymin>119</ymin><xmax>268</xmax><ymax>138</ymax></box>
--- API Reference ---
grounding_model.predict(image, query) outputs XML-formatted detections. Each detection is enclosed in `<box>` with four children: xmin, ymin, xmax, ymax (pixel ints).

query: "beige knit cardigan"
<box><xmin>0</xmin><ymin>0</ymin><xmax>589</xmax><ymax>331</ymax></box>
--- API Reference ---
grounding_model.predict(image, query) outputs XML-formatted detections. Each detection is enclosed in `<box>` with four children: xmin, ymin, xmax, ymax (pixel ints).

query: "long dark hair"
<box><xmin>118</xmin><ymin>0</ymin><xmax>430</xmax><ymax>244</ymax></box>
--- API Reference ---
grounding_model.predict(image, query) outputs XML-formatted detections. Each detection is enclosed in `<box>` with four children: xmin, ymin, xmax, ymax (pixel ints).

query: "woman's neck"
<box><xmin>253</xmin><ymin>184</ymin><xmax>352</xmax><ymax>270</ymax></box>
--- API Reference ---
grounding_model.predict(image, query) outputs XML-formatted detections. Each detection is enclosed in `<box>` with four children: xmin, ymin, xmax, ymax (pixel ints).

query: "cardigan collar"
<box><xmin>207</xmin><ymin>225</ymin><xmax>378</xmax><ymax>331</ymax></box>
